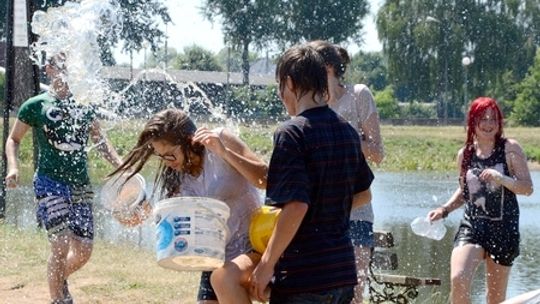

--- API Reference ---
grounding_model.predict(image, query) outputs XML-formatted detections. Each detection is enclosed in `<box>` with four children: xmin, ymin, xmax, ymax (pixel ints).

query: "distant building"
<box><xmin>100</xmin><ymin>66</ymin><xmax>275</xmax><ymax>86</ymax></box>
<box><xmin>249</xmin><ymin>57</ymin><xmax>275</xmax><ymax>76</ymax></box>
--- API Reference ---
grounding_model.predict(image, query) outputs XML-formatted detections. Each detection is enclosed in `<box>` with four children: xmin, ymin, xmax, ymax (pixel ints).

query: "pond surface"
<box><xmin>4</xmin><ymin>171</ymin><xmax>540</xmax><ymax>303</ymax></box>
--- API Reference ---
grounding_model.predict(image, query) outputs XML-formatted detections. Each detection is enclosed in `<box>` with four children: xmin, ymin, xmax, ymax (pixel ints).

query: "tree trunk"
<box><xmin>241</xmin><ymin>39</ymin><xmax>250</xmax><ymax>85</ymax></box>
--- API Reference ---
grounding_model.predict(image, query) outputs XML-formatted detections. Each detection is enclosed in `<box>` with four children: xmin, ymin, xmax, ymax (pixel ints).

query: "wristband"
<box><xmin>440</xmin><ymin>206</ymin><xmax>449</xmax><ymax>218</ymax></box>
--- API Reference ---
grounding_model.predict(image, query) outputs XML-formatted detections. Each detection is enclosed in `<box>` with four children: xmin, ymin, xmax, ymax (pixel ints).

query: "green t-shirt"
<box><xmin>17</xmin><ymin>92</ymin><xmax>96</xmax><ymax>186</ymax></box>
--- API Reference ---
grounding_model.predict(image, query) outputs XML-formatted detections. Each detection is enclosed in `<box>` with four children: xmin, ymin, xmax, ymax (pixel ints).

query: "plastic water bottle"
<box><xmin>410</xmin><ymin>216</ymin><xmax>447</xmax><ymax>241</ymax></box>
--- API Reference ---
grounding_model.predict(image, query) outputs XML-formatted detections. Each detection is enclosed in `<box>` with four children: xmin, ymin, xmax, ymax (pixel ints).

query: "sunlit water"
<box><xmin>4</xmin><ymin>171</ymin><xmax>539</xmax><ymax>302</ymax></box>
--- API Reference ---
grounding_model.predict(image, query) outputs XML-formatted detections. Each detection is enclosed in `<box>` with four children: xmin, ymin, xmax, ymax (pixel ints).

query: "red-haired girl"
<box><xmin>428</xmin><ymin>97</ymin><xmax>533</xmax><ymax>304</ymax></box>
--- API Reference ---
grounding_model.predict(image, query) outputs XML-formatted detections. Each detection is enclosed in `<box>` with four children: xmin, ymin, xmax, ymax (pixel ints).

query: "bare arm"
<box><xmin>360</xmin><ymin>112</ymin><xmax>384</xmax><ymax>165</ymax></box>
<box><xmin>479</xmin><ymin>139</ymin><xmax>533</xmax><ymax>196</ymax></box>
<box><xmin>352</xmin><ymin>188</ymin><xmax>372</xmax><ymax>209</ymax></box>
<box><xmin>5</xmin><ymin>119</ymin><xmax>32</xmax><ymax>188</ymax></box>
<box><xmin>428</xmin><ymin>148</ymin><xmax>466</xmax><ymax>221</ymax></box>
<box><xmin>250</xmin><ymin>201</ymin><xmax>308</xmax><ymax>302</ymax></box>
<box><xmin>504</xmin><ymin>139</ymin><xmax>534</xmax><ymax>195</ymax></box>
<box><xmin>89</xmin><ymin>120</ymin><xmax>123</xmax><ymax>168</ymax></box>
<box><xmin>193</xmin><ymin>127</ymin><xmax>268</xmax><ymax>189</ymax></box>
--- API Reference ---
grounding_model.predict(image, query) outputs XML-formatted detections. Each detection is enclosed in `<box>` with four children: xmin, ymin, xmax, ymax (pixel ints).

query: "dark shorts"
<box><xmin>454</xmin><ymin>219</ymin><xmax>520</xmax><ymax>266</ymax></box>
<box><xmin>197</xmin><ymin>271</ymin><xmax>217</xmax><ymax>301</ymax></box>
<box><xmin>349</xmin><ymin>220</ymin><xmax>374</xmax><ymax>247</ymax></box>
<box><xmin>270</xmin><ymin>286</ymin><xmax>354</xmax><ymax>304</ymax></box>
<box><xmin>34</xmin><ymin>175</ymin><xmax>94</xmax><ymax>240</ymax></box>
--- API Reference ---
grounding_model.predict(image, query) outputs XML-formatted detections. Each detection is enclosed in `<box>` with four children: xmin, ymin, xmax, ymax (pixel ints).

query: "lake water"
<box><xmin>4</xmin><ymin>171</ymin><xmax>539</xmax><ymax>303</ymax></box>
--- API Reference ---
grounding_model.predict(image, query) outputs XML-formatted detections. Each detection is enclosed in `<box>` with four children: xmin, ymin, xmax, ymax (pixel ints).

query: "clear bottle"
<box><xmin>410</xmin><ymin>216</ymin><xmax>447</xmax><ymax>241</ymax></box>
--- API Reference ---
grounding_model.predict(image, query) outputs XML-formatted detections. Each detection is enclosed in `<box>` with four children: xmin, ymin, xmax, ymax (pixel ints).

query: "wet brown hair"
<box><xmin>275</xmin><ymin>44</ymin><xmax>328</xmax><ymax>103</ymax></box>
<box><xmin>109</xmin><ymin>108</ymin><xmax>205</xmax><ymax>198</ymax></box>
<box><xmin>306</xmin><ymin>40</ymin><xmax>350</xmax><ymax>78</ymax></box>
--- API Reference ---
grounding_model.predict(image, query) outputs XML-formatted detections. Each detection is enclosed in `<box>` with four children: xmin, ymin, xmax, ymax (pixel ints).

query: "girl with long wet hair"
<box><xmin>110</xmin><ymin>108</ymin><xmax>268</xmax><ymax>304</ymax></box>
<box><xmin>428</xmin><ymin>97</ymin><xmax>533</xmax><ymax>304</ymax></box>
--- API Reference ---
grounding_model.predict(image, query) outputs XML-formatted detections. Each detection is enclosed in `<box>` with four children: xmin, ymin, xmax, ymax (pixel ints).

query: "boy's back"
<box><xmin>266</xmin><ymin>105</ymin><xmax>374</xmax><ymax>294</ymax></box>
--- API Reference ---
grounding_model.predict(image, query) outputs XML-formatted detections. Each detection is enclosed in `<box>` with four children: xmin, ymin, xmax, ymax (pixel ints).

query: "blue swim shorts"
<box><xmin>34</xmin><ymin>175</ymin><xmax>95</xmax><ymax>240</ymax></box>
<box><xmin>349</xmin><ymin>220</ymin><xmax>374</xmax><ymax>247</ymax></box>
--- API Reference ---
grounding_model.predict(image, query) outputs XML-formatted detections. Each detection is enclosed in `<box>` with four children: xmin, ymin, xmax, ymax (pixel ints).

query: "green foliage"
<box><xmin>275</xmin><ymin>0</ymin><xmax>369</xmax><ymax>45</ymax></box>
<box><xmin>144</xmin><ymin>47</ymin><xmax>179</xmax><ymax>69</ymax></box>
<box><xmin>107</xmin><ymin>0</ymin><xmax>171</xmax><ymax>60</ymax></box>
<box><xmin>400</xmin><ymin>101</ymin><xmax>437</xmax><ymax>119</ymax></box>
<box><xmin>227</xmin><ymin>85</ymin><xmax>285</xmax><ymax>122</ymax></box>
<box><xmin>0</xmin><ymin>1</ymin><xmax>6</xmax><ymax>39</ymax></box>
<box><xmin>374</xmin><ymin>86</ymin><xmax>400</xmax><ymax>119</ymax></box>
<box><xmin>345</xmin><ymin>51</ymin><xmax>388</xmax><ymax>91</ymax></box>
<box><xmin>171</xmin><ymin>45</ymin><xmax>222</xmax><ymax>72</ymax></box>
<box><xmin>239</xmin><ymin>125</ymin><xmax>274</xmax><ymax>159</ymax></box>
<box><xmin>381</xmin><ymin>136</ymin><xmax>461</xmax><ymax>171</ymax></box>
<box><xmin>377</xmin><ymin>0</ymin><xmax>537</xmax><ymax>119</ymax></box>
<box><xmin>215</xmin><ymin>47</ymin><xmax>259</xmax><ymax>73</ymax></box>
<box><xmin>201</xmin><ymin>0</ymin><xmax>281</xmax><ymax>84</ymax></box>
<box><xmin>0</xmin><ymin>0</ymin><xmax>170</xmax><ymax>65</ymax></box>
<box><xmin>510</xmin><ymin>50</ymin><xmax>540</xmax><ymax>126</ymax></box>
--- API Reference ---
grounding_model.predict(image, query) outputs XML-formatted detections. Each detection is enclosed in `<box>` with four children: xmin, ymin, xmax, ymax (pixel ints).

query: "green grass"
<box><xmin>6</xmin><ymin>120</ymin><xmax>540</xmax><ymax>185</ymax></box>
<box><xmin>0</xmin><ymin>223</ymin><xmax>269</xmax><ymax>303</ymax></box>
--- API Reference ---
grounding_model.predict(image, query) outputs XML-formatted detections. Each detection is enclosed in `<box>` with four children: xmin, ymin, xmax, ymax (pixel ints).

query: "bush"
<box><xmin>510</xmin><ymin>50</ymin><xmax>540</xmax><ymax>126</ymax></box>
<box><xmin>374</xmin><ymin>86</ymin><xmax>400</xmax><ymax>119</ymax></box>
<box><xmin>228</xmin><ymin>85</ymin><xmax>285</xmax><ymax>123</ymax></box>
<box><xmin>400</xmin><ymin>101</ymin><xmax>437</xmax><ymax>119</ymax></box>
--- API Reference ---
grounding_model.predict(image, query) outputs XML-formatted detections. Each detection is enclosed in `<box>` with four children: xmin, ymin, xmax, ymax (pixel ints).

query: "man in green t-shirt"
<box><xmin>5</xmin><ymin>53</ymin><xmax>122</xmax><ymax>304</ymax></box>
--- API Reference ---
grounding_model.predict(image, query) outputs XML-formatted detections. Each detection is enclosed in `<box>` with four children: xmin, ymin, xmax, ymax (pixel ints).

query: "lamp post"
<box><xmin>426</xmin><ymin>16</ymin><xmax>449</xmax><ymax>125</ymax></box>
<box><xmin>462</xmin><ymin>56</ymin><xmax>471</xmax><ymax>108</ymax></box>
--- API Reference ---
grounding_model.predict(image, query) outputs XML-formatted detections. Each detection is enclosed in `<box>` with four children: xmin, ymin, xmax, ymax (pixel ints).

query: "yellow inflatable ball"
<box><xmin>249</xmin><ymin>206</ymin><xmax>281</xmax><ymax>253</ymax></box>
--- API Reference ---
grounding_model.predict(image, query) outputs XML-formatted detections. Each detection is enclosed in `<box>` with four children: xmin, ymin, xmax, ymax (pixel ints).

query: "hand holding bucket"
<box><xmin>249</xmin><ymin>206</ymin><xmax>281</xmax><ymax>253</ymax></box>
<box><xmin>100</xmin><ymin>173</ymin><xmax>151</xmax><ymax>227</ymax></box>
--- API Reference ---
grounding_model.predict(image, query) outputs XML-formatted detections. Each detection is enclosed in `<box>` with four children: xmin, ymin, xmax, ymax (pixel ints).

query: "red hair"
<box><xmin>460</xmin><ymin>97</ymin><xmax>505</xmax><ymax>184</ymax></box>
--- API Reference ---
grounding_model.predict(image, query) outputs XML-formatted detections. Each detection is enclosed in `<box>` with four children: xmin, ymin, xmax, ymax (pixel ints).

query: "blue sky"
<box><xmin>115</xmin><ymin>0</ymin><xmax>383</xmax><ymax>65</ymax></box>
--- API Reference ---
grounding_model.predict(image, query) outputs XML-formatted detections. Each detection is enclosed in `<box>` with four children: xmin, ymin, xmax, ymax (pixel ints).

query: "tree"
<box><xmin>0</xmin><ymin>0</ymin><xmax>170</xmax><ymax>65</ymax></box>
<box><xmin>172</xmin><ymin>45</ymin><xmax>222</xmax><ymax>72</ymax></box>
<box><xmin>215</xmin><ymin>47</ymin><xmax>258</xmax><ymax>73</ymax></box>
<box><xmin>374</xmin><ymin>86</ymin><xmax>399</xmax><ymax>119</ymax></box>
<box><xmin>345</xmin><ymin>51</ymin><xmax>388</xmax><ymax>91</ymax></box>
<box><xmin>201</xmin><ymin>0</ymin><xmax>281</xmax><ymax>85</ymax></box>
<box><xmin>377</xmin><ymin>0</ymin><xmax>537</xmax><ymax>118</ymax></box>
<box><xmin>0</xmin><ymin>72</ymin><xmax>5</xmax><ymax>103</ymax></box>
<box><xmin>510</xmin><ymin>50</ymin><xmax>540</xmax><ymax>126</ymax></box>
<box><xmin>98</xmin><ymin>0</ymin><xmax>171</xmax><ymax>65</ymax></box>
<box><xmin>145</xmin><ymin>47</ymin><xmax>179</xmax><ymax>69</ymax></box>
<box><xmin>275</xmin><ymin>0</ymin><xmax>369</xmax><ymax>46</ymax></box>
<box><xmin>0</xmin><ymin>1</ymin><xmax>6</xmax><ymax>39</ymax></box>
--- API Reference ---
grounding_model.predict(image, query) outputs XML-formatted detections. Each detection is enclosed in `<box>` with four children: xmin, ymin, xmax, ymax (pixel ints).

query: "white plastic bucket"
<box><xmin>100</xmin><ymin>173</ymin><xmax>151</xmax><ymax>227</ymax></box>
<box><xmin>153</xmin><ymin>197</ymin><xmax>230</xmax><ymax>271</ymax></box>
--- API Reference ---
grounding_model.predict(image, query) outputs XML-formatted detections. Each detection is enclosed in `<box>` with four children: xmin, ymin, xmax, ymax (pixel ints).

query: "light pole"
<box><xmin>461</xmin><ymin>56</ymin><xmax>472</xmax><ymax>109</ymax></box>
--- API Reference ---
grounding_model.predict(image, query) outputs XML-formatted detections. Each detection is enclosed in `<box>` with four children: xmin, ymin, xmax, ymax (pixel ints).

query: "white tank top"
<box><xmin>179</xmin><ymin>137</ymin><xmax>262</xmax><ymax>261</ymax></box>
<box><xmin>330</xmin><ymin>84</ymin><xmax>376</xmax><ymax>223</ymax></box>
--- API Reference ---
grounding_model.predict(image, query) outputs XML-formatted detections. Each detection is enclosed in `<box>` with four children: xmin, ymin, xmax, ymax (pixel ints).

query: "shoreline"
<box><xmin>529</xmin><ymin>161</ymin><xmax>540</xmax><ymax>171</ymax></box>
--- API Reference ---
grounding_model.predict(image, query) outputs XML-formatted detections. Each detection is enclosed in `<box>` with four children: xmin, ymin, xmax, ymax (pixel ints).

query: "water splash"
<box><xmin>30</xmin><ymin>0</ymin><xmax>122</xmax><ymax>106</ymax></box>
<box><xmin>30</xmin><ymin>0</ymin><xmax>239</xmax><ymax>151</ymax></box>
<box><xmin>107</xmin><ymin>68</ymin><xmax>239</xmax><ymax>133</ymax></box>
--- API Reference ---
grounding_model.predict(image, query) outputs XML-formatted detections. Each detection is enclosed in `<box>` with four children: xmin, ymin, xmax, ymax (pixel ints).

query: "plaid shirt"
<box><xmin>266</xmin><ymin>105</ymin><xmax>374</xmax><ymax>294</ymax></box>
